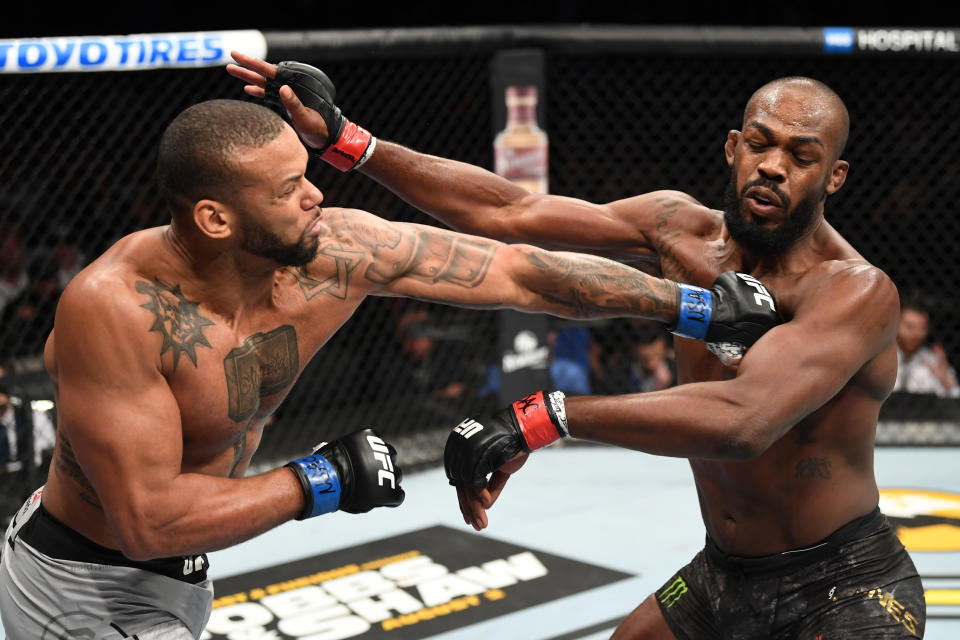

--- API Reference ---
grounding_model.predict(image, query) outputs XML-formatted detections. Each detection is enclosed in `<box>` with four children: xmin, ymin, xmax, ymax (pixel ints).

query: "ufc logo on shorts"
<box><xmin>453</xmin><ymin>418</ymin><xmax>483</xmax><ymax>439</ymax></box>
<box><xmin>367</xmin><ymin>435</ymin><xmax>396</xmax><ymax>489</ymax></box>
<box><xmin>182</xmin><ymin>555</ymin><xmax>205</xmax><ymax>576</ymax></box>
<box><xmin>736</xmin><ymin>273</ymin><xmax>775</xmax><ymax>311</ymax></box>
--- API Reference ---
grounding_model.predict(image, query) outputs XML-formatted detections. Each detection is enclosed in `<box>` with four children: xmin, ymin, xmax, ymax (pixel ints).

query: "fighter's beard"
<box><xmin>722</xmin><ymin>175</ymin><xmax>823</xmax><ymax>256</ymax></box>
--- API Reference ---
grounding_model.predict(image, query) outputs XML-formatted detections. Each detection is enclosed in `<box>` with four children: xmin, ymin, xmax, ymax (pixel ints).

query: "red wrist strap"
<box><xmin>320</xmin><ymin>119</ymin><xmax>373</xmax><ymax>171</ymax></box>
<box><xmin>512</xmin><ymin>391</ymin><xmax>561</xmax><ymax>451</ymax></box>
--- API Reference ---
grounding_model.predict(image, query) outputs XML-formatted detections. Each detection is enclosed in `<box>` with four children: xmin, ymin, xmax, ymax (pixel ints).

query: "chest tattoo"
<box><xmin>136</xmin><ymin>277</ymin><xmax>215</xmax><ymax>370</ymax></box>
<box><xmin>223</xmin><ymin>325</ymin><xmax>299</xmax><ymax>422</ymax></box>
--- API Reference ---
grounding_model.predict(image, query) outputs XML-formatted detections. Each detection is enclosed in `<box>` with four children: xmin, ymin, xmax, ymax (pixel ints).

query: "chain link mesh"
<box><xmin>0</xmin><ymin>46</ymin><xmax>957</xmax><ymax>510</ymax></box>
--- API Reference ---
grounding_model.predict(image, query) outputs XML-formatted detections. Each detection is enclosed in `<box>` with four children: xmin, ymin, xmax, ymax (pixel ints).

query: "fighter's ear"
<box><xmin>826</xmin><ymin>159</ymin><xmax>849</xmax><ymax>196</ymax></box>
<box><xmin>724</xmin><ymin>130</ymin><xmax>740</xmax><ymax>167</ymax></box>
<box><xmin>193</xmin><ymin>199</ymin><xmax>233</xmax><ymax>240</ymax></box>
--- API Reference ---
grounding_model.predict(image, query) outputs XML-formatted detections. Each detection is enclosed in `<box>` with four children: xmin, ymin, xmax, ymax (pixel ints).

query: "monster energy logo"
<box><xmin>658</xmin><ymin>575</ymin><xmax>688</xmax><ymax>608</ymax></box>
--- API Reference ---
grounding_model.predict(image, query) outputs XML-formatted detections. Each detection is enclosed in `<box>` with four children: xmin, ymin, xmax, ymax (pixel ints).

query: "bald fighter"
<box><xmin>0</xmin><ymin>98</ymin><xmax>776</xmax><ymax>639</ymax></box>
<box><xmin>228</xmin><ymin>55</ymin><xmax>924</xmax><ymax>639</ymax></box>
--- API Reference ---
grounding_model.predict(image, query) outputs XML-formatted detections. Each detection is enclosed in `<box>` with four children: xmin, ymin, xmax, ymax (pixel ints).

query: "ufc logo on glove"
<box><xmin>453</xmin><ymin>418</ymin><xmax>484</xmax><ymax>439</ymax></box>
<box><xmin>736</xmin><ymin>273</ymin><xmax>775</xmax><ymax>311</ymax></box>
<box><xmin>367</xmin><ymin>435</ymin><xmax>397</xmax><ymax>489</ymax></box>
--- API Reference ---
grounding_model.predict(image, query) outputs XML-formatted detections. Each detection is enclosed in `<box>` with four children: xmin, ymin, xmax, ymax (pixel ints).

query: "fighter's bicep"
<box><xmin>370</xmin><ymin>222</ymin><xmax>524</xmax><ymax>307</ymax></box>
<box><xmin>52</xmin><ymin>285</ymin><xmax>185</xmax><ymax>509</ymax></box>
<box><xmin>735</xmin><ymin>272</ymin><xmax>898</xmax><ymax>425</ymax></box>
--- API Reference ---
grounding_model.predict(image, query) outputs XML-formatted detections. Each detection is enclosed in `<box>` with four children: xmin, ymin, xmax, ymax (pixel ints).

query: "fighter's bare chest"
<box><xmin>137</xmin><ymin>276</ymin><xmax>358</xmax><ymax>432</ymax></box>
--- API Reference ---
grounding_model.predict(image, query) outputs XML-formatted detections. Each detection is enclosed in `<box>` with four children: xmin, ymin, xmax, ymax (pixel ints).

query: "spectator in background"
<box><xmin>0</xmin><ymin>226</ymin><xmax>28</xmax><ymax>316</ymax></box>
<box><xmin>0</xmin><ymin>257</ymin><xmax>62</xmax><ymax>360</ymax></box>
<box><xmin>0</xmin><ymin>388</ymin><xmax>13</xmax><ymax>466</ymax></box>
<box><xmin>549</xmin><ymin>326</ymin><xmax>592</xmax><ymax>395</ymax></box>
<box><xmin>51</xmin><ymin>235</ymin><xmax>87</xmax><ymax>290</ymax></box>
<box><xmin>630</xmin><ymin>323</ymin><xmax>677</xmax><ymax>392</ymax></box>
<box><xmin>0</xmin><ymin>384</ymin><xmax>56</xmax><ymax>470</ymax></box>
<box><xmin>895</xmin><ymin>298</ymin><xmax>959</xmax><ymax>398</ymax></box>
<box><xmin>394</xmin><ymin>305</ymin><xmax>477</xmax><ymax>400</ymax></box>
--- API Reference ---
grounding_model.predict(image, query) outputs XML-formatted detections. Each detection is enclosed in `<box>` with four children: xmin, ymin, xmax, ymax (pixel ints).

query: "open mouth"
<box><xmin>744</xmin><ymin>188</ymin><xmax>783</xmax><ymax>218</ymax></box>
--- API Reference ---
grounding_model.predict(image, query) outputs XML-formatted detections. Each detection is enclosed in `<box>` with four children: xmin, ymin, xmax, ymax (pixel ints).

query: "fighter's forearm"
<box><xmin>361</xmin><ymin>140</ymin><xmax>529</xmax><ymax>239</ymax></box>
<box><xmin>564</xmin><ymin>382</ymin><xmax>769</xmax><ymax>460</ymax></box>
<box><xmin>110</xmin><ymin>468</ymin><xmax>303</xmax><ymax>560</ymax></box>
<box><xmin>509</xmin><ymin>246</ymin><xmax>679</xmax><ymax>322</ymax></box>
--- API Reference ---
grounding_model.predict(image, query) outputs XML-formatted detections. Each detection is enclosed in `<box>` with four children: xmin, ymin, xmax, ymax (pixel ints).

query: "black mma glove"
<box><xmin>265</xmin><ymin>61</ymin><xmax>375</xmax><ymax>172</ymax></box>
<box><xmin>669</xmin><ymin>271</ymin><xmax>780</xmax><ymax>365</ymax></box>
<box><xmin>286</xmin><ymin>428</ymin><xmax>404</xmax><ymax>519</ymax></box>
<box><xmin>444</xmin><ymin>391</ymin><xmax>568</xmax><ymax>489</ymax></box>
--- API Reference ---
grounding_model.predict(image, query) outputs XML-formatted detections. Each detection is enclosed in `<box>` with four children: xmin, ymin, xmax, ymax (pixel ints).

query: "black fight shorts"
<box><xmin>655</xmin><ymin>508</ymin><xmax>925</xmax><ymax>639</ymax></box>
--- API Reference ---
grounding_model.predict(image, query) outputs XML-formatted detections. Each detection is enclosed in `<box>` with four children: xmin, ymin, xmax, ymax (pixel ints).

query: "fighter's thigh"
<box><xmin>611</xmin><ymin>594</ymin><xmax>677</xmax><ymax>640</ymax></box>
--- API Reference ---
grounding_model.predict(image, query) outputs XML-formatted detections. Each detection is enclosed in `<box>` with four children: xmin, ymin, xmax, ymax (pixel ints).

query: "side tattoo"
<box><xmin>136</xmin><ymin>277</ymin><xmax>215</xmax><ymax>370</ymax></box>
<box><xmin>54</xmin><ymin>429</ymin><xmax>102</xmax><ymax>509</ymax></box>
<box><xmin>654</xmin><ymin>198</ymin><xmax>697</xmax><ymax>283</ymax></box>
<box><xmin>795</xmin><ymin>457</ymin><xmax>832</xmax><ymax>480</ymax></box>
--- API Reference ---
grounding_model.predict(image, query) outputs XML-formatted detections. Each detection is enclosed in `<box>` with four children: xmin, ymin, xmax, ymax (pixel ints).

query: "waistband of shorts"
<box><xmin>16</xmin><ymin>503</ymin><xmax>209</xmax><ymax>584</ymax></box>
<box><xmin>705</xmin><ymin>506</ymin><xmax>886</xmax><ymax>576</ymax></box>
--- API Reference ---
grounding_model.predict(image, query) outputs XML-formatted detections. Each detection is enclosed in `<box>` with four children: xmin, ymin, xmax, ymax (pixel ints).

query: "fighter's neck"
<box><xmin>160</xmin><ymin>225</ymin><xmax>280</xmax><ymax>320</ymax></box>
<box><xmin>733</xmin><ymin>216</ymin><xmax>842</xmax><ymax>276</ymax></box>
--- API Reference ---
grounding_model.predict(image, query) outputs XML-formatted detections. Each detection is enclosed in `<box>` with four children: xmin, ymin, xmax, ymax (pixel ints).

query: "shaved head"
<box><xmin>157</xmin><ymin>99</ymin><xmax>288</xmax><ymax>217</ymax></box>
<box><xmin>744</xmin><ymin>77</ymin><xmax>849</xmax><ymax>159</ymax></box>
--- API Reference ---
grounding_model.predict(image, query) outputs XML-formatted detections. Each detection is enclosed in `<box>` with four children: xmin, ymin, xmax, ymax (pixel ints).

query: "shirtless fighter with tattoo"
<box><xmin>0</xmin><ymin>97</ymin><xmax>776</xmax><ymax>639</ymax></box>
<box><xmin>227</xmin><ymin>54</ymin><xmax>925</xmax><ymax>639</ymax></box>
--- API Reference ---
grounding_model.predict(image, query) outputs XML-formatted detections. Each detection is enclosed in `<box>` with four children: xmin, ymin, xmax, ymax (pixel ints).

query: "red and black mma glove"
<box><xmin>668</xmin><ymin>271</ymin><xmax>781</xmax><ymax>365</ymax></box>
<box><xmin>286</xmin><ymin>428</ymin><xmax>404</xmax><ymax>519</ymax></box>
<box><xmin>444</xmin><ymin>391</ymin><xmax>568</xmax><ymax>489</ymax></box>
<box><xmin>265</xmin><ymin>61</ymin><xmax>375</xmax><ymax>172</ymax></box>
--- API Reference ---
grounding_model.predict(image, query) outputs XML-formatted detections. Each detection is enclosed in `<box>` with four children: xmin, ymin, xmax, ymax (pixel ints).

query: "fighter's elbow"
<box><xmin>114</xmin><ymin>525</ymin><xmax>164</xmax><ymax>561</ymax></box>
<box><xmin>110</xmin><ymin>504</ymin><xmax>173</xmax><ymax>561</ymax></box>
<box><xmin>716</xmin><ymin>413</ymin><xmax>777</xmax><ymax>460</ymax></box>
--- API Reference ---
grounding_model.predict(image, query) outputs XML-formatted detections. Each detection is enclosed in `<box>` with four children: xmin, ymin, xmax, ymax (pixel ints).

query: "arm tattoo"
<box><xmin>795</xmin><ymin>457</ymin><xmax>832</xmax><ymax>480</ymax></box>
<box><xmin>136</xmin><ymin>277</ymin><xmax>215</xmax><ymax>370</ymax></box>
<box><xmin>54</xmin><ymin>429</ymin><xmax>102</xmax><ymax>509</ymax></box>
<box><xmin>342</xmin><ymin>214</ymin><xmax>403</xmax><ymax>251</ymax></box>
<box><xmin>287</xmin><ymin>242</ymin><xmax>363</xmax><ymax>301</ymax></box>
<box><xmin>523</xmin><ymin>249</ymin><xmax>676</xmax><ymax>319</ymax></box>
<box><xmin>360</xmin><ymin>226</ymin><xmax>498</xmax><ymax>288</ymax></box>
<box><xmin>223</xmin><ymin>325</ymin><xmax>299</xmax><ymax>476</ymax></box>
<box><xmin>654</xmin><ymin>198</ymin><xmax>698</xmax><ymax>283</ymax></box>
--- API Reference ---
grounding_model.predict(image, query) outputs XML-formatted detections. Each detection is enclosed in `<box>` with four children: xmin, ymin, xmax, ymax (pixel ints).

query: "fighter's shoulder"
<box><xmin>60</xmin><ymin>261</ymin><xmax>141</xmax><ymax>314</ymax></box>
<box><xmin>58</xmin><ymin>232</ymin><xmax>175</xmax><ymax>330</ymax></box>
<box><xmin>608</xmin><ymin>190</ymin><xmax>720</xmax><ymax>233</ymax></box>
<box><xmin>794</xmin><ymin>259</ymin><xmax>898</xmax><ymax>319</ymax></box>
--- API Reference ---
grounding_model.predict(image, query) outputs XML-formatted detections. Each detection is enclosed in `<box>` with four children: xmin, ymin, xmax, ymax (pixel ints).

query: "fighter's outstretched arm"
<box><xmin>323</xmin><ymin>208</ymin><xmax>776</xmax><ymax>349</ymax></box>
<box><xmin>226</xmin><ymin>52</ymin><xmax>679</xmax><ymax>256</ymax></box>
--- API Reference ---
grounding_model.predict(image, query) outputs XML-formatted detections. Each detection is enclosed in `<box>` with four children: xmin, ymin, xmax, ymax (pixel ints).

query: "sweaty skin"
<box><xmin>39</xmin><ymin>121</ymin><xmax>703</xmax><ymax>561</ymax></box>
<box><xmin>227</xmin><ymin>55</ymin><xmax>904</xmax><ymax>640</ymax></box>
<box><xmin>231</xmin><ymin>54</ymin><xmax>891</xmax><ymax>548</ymax></box>
<box><xmin>365</xmin><ymin>86</ymin><xmax>897</xmax><ymax>640</ymax></box>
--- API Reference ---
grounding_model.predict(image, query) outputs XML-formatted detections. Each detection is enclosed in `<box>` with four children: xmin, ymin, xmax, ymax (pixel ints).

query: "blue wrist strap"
<box><xmin>288</xmin><ymin>454</ymin><xmax>341</xmax><ymax>518</ymax></box>
<box><xmin>672</xmin><ymin>284</ymin><xmax>713</xmax><ymax>340</ymax></box>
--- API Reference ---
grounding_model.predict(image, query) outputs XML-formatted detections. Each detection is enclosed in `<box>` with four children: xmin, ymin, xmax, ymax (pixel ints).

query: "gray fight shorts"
<box><xmin>0</xmin><ymin>487</ymin><xmax>214</xmax><ymax>639</ymax></box>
